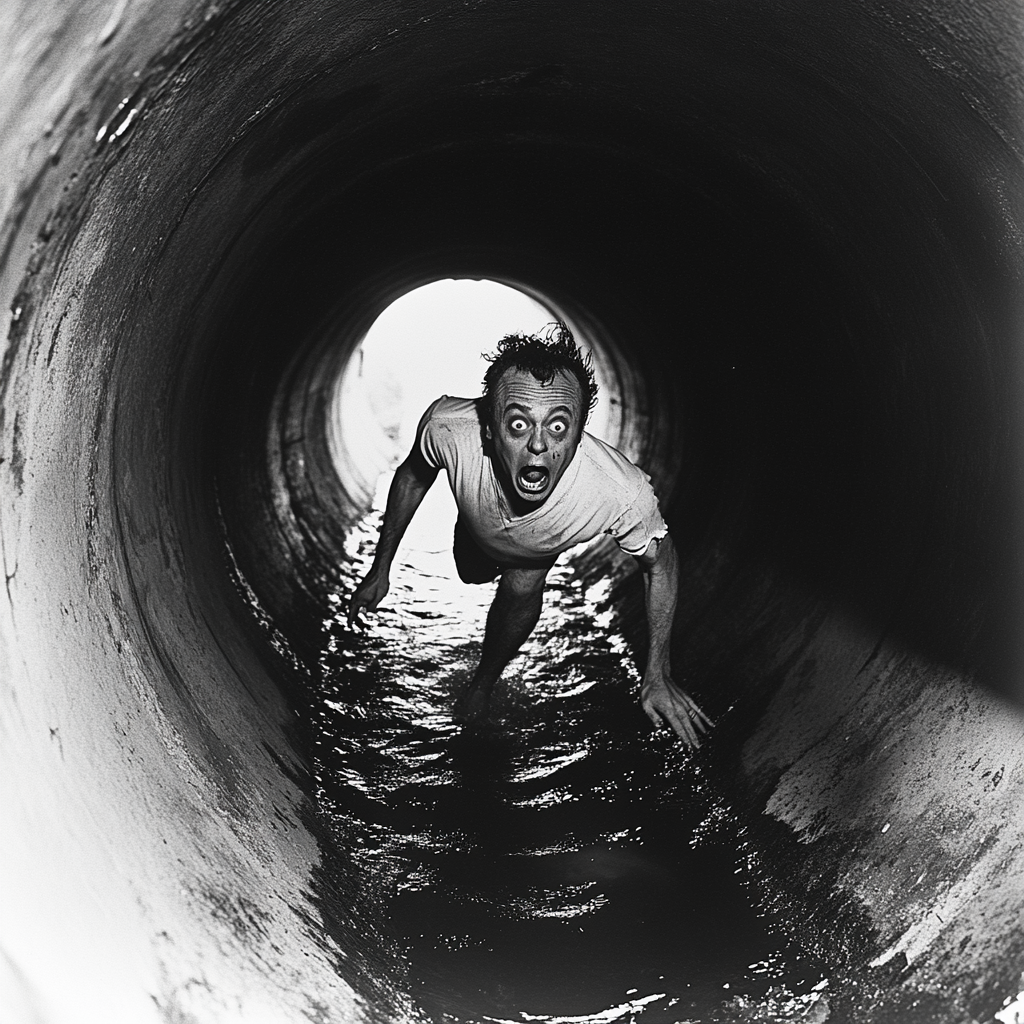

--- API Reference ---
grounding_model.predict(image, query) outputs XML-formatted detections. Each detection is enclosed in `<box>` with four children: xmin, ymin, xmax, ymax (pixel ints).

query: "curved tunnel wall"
<box><xmin>1</xmin><ymin>2</ymin><xmax>1022</xmax><ymax>1022</ymax></box>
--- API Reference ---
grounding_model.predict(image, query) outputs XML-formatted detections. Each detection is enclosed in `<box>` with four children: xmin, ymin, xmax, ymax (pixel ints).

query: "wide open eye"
<box><xmin>549</xmin><ymin>420</ymin><xmax>567</xmax><ymax>435</ymax></box>
<box><xmin>509</xmin><ymin>417</ymin><xmax>529</xmax><ymax>432</ymax></box>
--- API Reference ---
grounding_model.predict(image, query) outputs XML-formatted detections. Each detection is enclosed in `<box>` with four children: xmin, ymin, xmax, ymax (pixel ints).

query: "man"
<box><xmin>348</xmin><ymin>323</ymin><xmax>710</xmax><ymax>746</ymax></box>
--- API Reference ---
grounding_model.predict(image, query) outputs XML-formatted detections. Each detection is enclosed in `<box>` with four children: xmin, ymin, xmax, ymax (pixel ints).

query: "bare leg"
<box><xmin>455</xmin><ymin>564</ymin><xmax>551</xmax><ymax>723</ymax></box>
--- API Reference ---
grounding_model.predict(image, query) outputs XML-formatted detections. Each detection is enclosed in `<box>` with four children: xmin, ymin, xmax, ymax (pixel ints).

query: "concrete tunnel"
<box><xmin>1</xmin><ymin>0</ymin><xmax>1022</xmax><ymax>1022</ymax></box>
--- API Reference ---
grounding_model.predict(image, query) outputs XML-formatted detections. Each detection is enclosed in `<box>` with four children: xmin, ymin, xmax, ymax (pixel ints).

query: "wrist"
<box><xmin>372</xmin><ymin>547</ymin><xmax>396</xmax><ymax>570</ymax></box>
<box><xmin>643</xmin><ymin>658</ymin><xmax>669</xmax><ymax>680</ymax></box>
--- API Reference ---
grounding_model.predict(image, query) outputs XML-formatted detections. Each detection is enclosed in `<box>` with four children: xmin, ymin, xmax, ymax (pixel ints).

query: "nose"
<box><xmin>527</xmin><ymin>425</ymin><xmax>548</xmax><ymax>455</ymax></box>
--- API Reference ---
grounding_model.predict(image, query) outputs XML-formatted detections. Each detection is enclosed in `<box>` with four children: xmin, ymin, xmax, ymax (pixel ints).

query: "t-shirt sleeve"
<box><xmin>609</xmin><ymin>474</ymin><xmax>669</xmax><ymax>556</ymax></box>
<box><xmin>416</xmin><ymin>396</ymin><xmax>450</xmax><ymax>470</ymax></box>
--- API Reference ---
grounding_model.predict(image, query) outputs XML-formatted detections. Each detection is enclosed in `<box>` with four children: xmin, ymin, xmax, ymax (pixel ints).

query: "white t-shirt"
<box><xmin>418</xmin><ymin>396</ymin><xmax>668</xmax><ymax>568</ymax></box>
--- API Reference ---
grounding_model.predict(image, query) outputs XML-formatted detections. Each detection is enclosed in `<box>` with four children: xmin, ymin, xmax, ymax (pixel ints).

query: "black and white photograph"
<box><xmin>1</xmin><ymin>2</ymin><xmax>1022</xmax><ymax>1023</ymax></box>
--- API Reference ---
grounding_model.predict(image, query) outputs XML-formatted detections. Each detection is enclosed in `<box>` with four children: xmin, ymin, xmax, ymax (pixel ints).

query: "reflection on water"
<box><xmin>313</xmin><ymin>476</ymin><xmax>827</xmax><ymax>1023</ymax></box>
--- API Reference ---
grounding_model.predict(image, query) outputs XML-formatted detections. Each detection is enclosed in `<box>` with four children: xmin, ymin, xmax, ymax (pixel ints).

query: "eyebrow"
<box><xmin>503</xmin><ymin>403</ymin><xmax>576</xmax><ymax>417</ymax></box>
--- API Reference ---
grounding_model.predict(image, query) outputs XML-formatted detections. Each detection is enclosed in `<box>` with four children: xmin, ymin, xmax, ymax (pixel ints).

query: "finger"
<box><xmin>671</xmin><ymin>711</ymin><xmax>701</xmax><ymax>747</ymax></box>
<box><xmin>347</xmin><ymin>595</ymin><xmax>365</xmax><ymax>628</ymax></box>
<box><xmin>687</xmin><ymin>708</ymin><xmax>709</xmax><ymax>735</ymax></box>
<box><xmin>652</xmin><ymin>698</ymin><xmax>695</xmax><ymax>745</ymax></box>
<box><xmin>688</xmin><ymin>700</ymin><xmax>712</xmax><ymax>733</ymax></box>
<box><xmin>689</xmin><ymin>705</ymin><xmax>713</xmax><ymax>730</ymax></box>
<box><xmin>677</xmin><ymin>693</ymin><xmax>712</xmax><ymax>730</ymax></box>
<box><xmin>643</xmin><ymin>696</ymin><xmax>676</xmax><ymax>735</ymax></box>
<box><xmin>643</xmin><ymin>701</ymin><xmax>664</xmax><ymax>729</ymax></box>
<box><xmin>661</xmin><ymin>698</ymin><xmax>703</xmax><ymax>746</ymax></box>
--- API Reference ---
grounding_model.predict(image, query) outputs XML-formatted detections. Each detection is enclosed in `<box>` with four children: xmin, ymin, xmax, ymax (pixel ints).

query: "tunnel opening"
<box><xmin>2</xmin><ymin>2</ymin><xmax>1022</xmax><ymax>1022</ymax></box>
<box><xmin>327</xmin><ymin>277</ymin><xmax>619</xmax><ymax>517</ymax></box>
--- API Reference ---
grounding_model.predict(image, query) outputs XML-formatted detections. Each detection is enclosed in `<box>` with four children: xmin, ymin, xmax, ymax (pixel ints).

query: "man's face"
<box><xmin>487</xmin><ymin>368</ymin><xmax>585</xmax><ymax>508</ymax></box>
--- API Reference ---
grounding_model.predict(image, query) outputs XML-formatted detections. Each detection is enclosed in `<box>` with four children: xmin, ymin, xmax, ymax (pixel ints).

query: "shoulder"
<box><xmin>424</xmin><ymin>395</ymin><xmax>483</xmax><ymax>426</ymax></box>
<box><xmin>418</xmin><ymin>395</ymin><xmax>486</xmax><ymax>468</ymax></box>
<box><xmin>577</xmin><ymin>433</ymin><xmax>653</xmax><ymax>498</ymax></box>
<box><xmin>420</xmin><ymin>396</ymin><xmax>485</xmax><ymax>444</ymax></box>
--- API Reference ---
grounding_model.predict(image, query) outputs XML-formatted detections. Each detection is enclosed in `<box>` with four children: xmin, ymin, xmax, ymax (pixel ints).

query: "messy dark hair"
<box><xmin>481</xmin><ymin>321</ymin><xmax>598</xmax><ymax>424</ymax></box>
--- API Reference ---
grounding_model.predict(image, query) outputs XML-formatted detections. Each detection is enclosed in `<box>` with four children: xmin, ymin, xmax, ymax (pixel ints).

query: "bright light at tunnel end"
<box><xmin>330</xmin><ymin>278</ymin><xmax>613</xmax><ymax>514</ymax></box>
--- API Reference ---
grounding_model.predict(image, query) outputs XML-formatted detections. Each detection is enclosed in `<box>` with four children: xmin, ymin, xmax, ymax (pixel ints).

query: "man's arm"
<box><xmin>347</xmin><ymin>442</ymin><xmax>439</xmax><ymax>626</ymax></box>
<box><xmin>635</xmin><ymin>532</ymin><xmax>711</xmax><ymax>746</ymax></box>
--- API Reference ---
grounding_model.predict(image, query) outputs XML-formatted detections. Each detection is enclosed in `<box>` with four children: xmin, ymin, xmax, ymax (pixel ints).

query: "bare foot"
<box><xmin>454</xmin><ymin>682</ymin><xmax>492</xmax><ymax>724</ymax></box>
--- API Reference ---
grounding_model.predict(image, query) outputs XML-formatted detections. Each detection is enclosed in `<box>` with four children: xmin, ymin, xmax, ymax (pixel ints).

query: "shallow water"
<box><xmin>312</xmin><ymin>479</ymin><xmax>826</xmax><ymax>1023</ymax></box>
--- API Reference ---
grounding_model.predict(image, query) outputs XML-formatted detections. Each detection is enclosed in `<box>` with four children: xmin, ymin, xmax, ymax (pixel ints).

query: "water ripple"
<box><xmin>310</xmin><ymin>477</ymin><xmax>824</xmax><ymax>1022</ymax></box>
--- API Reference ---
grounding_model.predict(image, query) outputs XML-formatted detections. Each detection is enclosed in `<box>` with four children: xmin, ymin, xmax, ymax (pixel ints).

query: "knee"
<box><xmin>499</xmin><ymin>569</ymin><xmax>548</xmax><ymax>602</ymax></box>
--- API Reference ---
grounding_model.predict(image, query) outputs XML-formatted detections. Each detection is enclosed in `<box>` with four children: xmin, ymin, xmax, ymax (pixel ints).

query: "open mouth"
<box><xmin>516</xmin><ymin>466</ymin><xmax>550</xmax><ymax>495</ymax></box>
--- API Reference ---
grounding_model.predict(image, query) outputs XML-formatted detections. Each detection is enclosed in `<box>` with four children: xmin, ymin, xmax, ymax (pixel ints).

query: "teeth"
<box><xmin>518</xmin><ymin>469</ymin><xmax>548</xmax><ymax>493</ymax></box>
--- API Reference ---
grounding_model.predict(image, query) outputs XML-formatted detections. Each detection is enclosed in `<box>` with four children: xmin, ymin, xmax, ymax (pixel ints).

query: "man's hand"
<box><xmin>347</xmin><ymin>569</ymin><xmax>390</xmax><ymax>628</ymax></box>
<box><xmin>641</xmin><ymin>670</ymin><xmax>712</xmax><ymax>747</ymax></box>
